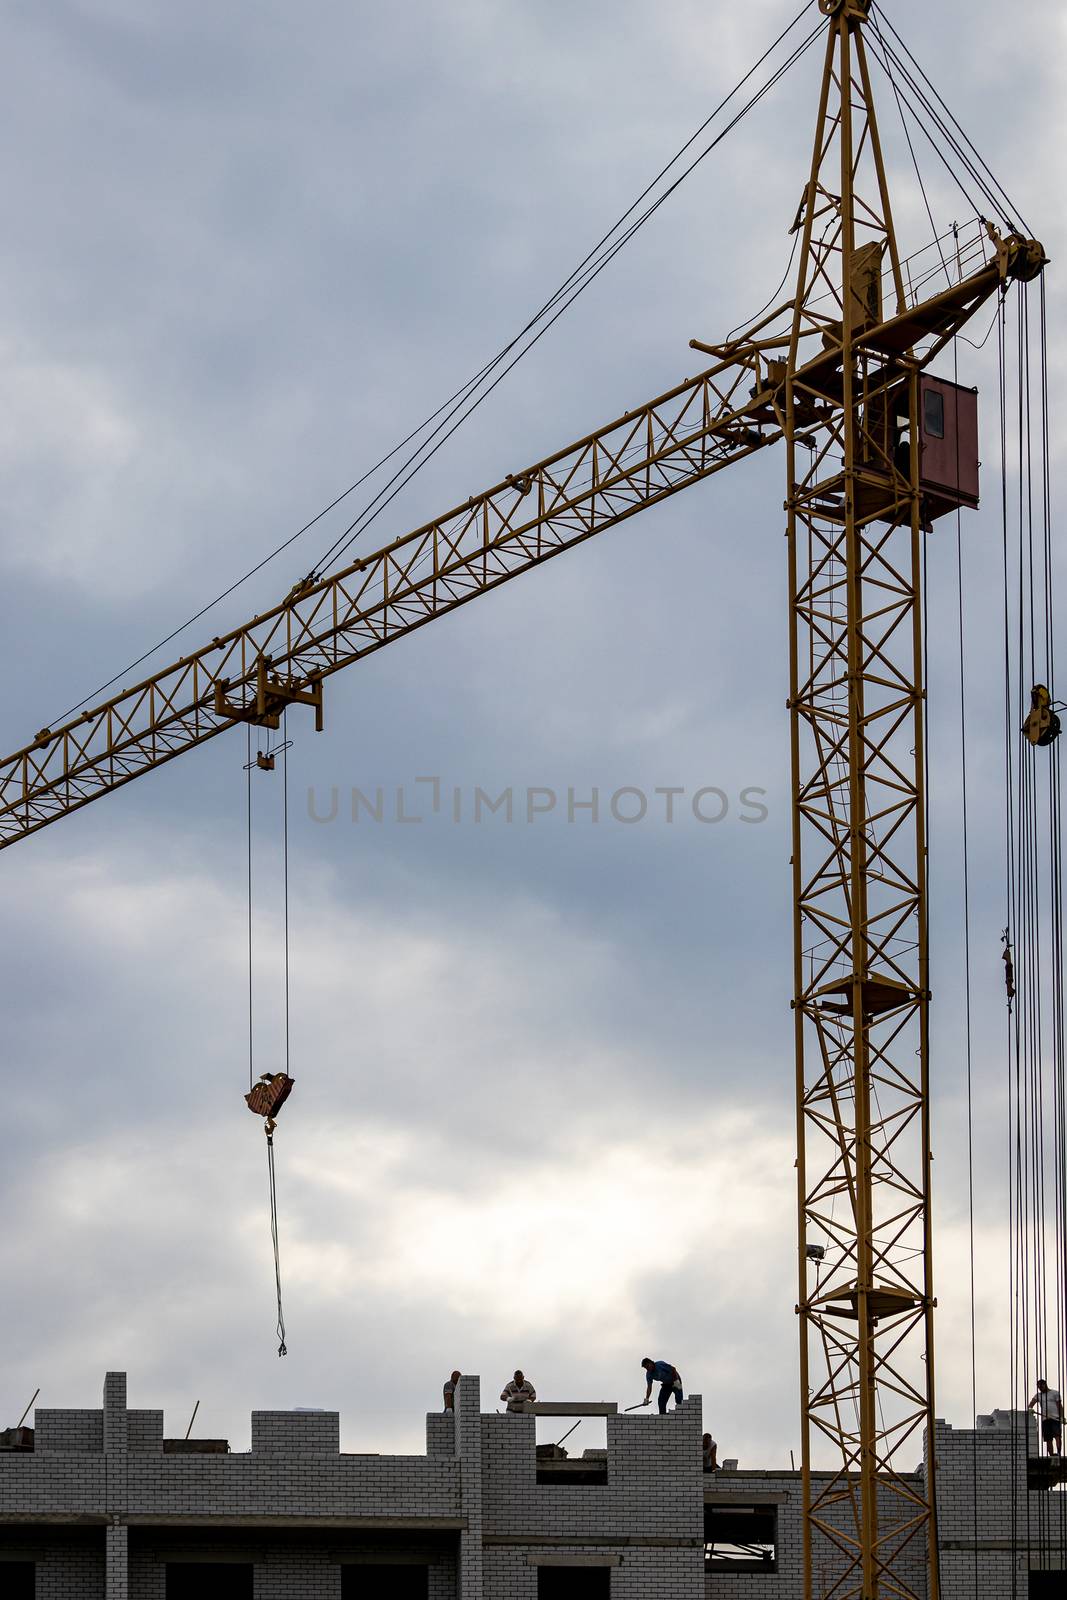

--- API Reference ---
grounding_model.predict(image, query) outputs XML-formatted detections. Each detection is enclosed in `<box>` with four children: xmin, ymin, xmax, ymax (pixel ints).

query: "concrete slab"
<box><xmin>520</xmin><ymin>1402</ymin><xmax>618</xmax><ymax>1416</ymax></box>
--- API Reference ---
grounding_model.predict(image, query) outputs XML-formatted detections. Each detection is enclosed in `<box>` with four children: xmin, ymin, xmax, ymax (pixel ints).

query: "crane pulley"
<box><xmin>1002</xmin><ymin>930</ymin><xmax>1016</xmax><ymax>1008</ymax></box>
<box><xmin>1022</xmin><ymin>683</ymin><xmax>1062</xmax><ymax>748</ymax></box>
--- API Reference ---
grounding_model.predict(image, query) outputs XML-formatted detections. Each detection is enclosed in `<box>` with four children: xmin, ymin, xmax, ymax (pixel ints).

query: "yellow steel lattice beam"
<box><xmin>0</xmin><ymin>354</ymin><xmax>780</xmax><ymax>848</ymax></box>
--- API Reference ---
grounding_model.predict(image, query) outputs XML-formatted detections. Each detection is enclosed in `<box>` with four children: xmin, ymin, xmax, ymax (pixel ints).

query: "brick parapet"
<box><xmin>454</xmin><ymin>1375</ymin><xmax>484</xmax><ymax>1600</ymax></box>
<box><xmin>251</xmin><ymin>1410</ymin><xmax>341</xmax><ymax>1455</ymax></box>
<box><xmin>104</xmin><ymin>1373</ymin><xmax>128</xmax><ymax>1457</ymax></box>
<box><xmin>427</xmin><ymin>1412</ymin><xmax>456</xmax><ymax>1458</ymax></box>
<box><xmin>8</xmin><ymin>1373</ymin><xmax>1063</xmax><ymax>1599</ymax></box>
<box><xmin>928</xmin><ymin>1417</ymin><xmax>1034</xmax><ymax>1543</ymax></box>
<box><xmin>0</xmin><ymin>1452</ymin><xmax>107</xmax><ymax>1516</ymax></box>
<box><xmin>480</xmin><ymin>1395</ymin><xmax>704</xmax><ymax>1543</ymax></box>
<box><xmin>127</xmin><ymin>1413</ymin><xmax>163</xmax><ymax>1454</ymax></box>
<box><xmin>34</xmin><ymin>1408</ymin><xmax>103</xmax><ymax>1454</ymax></box>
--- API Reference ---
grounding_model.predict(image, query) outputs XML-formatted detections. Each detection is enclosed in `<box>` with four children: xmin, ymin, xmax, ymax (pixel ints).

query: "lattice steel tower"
<box><xmin>790</xmin><ymin>4</ymin><xmax>959</xmax><ymax>1595</ymax></box>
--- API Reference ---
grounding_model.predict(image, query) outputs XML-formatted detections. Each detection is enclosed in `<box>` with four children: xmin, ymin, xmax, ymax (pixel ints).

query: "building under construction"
<box><xmin>0</xmin><ymin>1372</ymin><xmax>1063</xmax><ymax>1597</ymax></box>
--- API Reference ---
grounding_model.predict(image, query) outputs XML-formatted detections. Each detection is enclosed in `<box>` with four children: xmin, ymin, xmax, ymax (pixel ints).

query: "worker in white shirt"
<box><xmin>500</xmin><ymin>1370</ymin><xmax>536</xmax><ymax>1412</ymax></box>
<box><xmin>703</xmin><ymin>1432</ymin><xmax>719</xmax><ymax>1472</ymax></box>
<box><xmin>1029</xmin><ymin>1377</ymin><xmax>1063</xmax><ymax>1456</ymax></box>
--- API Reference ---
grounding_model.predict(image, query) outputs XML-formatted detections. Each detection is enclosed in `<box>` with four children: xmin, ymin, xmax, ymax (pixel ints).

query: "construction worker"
<box><xmin>1029</xmin><ymin>1378</ymin><xmax>1063</xmax><ymax>1456</ymax></box>
<box><xmin>640</xmin><ymin>1357</ymin><xmax>683</xmax><ymax>1413</ymax></box>
<box><xmin>703</xmin><ymin>1432</ymin><xmax>719</xmax><ymax>1472</ymax></box>
<box><xmin>500</xmin><ymin>1370</ymin><xmax>536</xmax><ymax>1412</ymax></box>
<box><xmin>443</xmin><ymin>1371</ymin><xmax>461</xmax><ymax>1412</ymax></box>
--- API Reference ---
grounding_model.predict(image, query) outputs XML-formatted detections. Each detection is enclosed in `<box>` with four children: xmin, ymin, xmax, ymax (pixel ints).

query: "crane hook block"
<box><xmin>245</xmin><ymin>1072</ymin><xmax>295</xmax><ymax>1135</ymax></box>
<box><xmin>1022</xmin><ymin>684</ymin><xmax>1061</xmax><ymax>748</ymax></box>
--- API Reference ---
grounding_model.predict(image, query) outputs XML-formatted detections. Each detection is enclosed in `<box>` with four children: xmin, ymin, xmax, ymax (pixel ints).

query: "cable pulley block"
<box><xmin>1022</xmin><ymin>684</ymin><xmax>1061</xmax><ymax>748</ymax></box>
<box><xmin>820</xmin><ymin>0</ymin><xmax>872</xmax><ymax>22</ymax></box>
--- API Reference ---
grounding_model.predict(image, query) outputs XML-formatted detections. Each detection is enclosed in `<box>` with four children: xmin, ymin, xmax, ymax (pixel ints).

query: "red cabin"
<box><xmin>918</xmin><ymin>373</ymin><xmax>979</xmax><ymax>519</ymax></box>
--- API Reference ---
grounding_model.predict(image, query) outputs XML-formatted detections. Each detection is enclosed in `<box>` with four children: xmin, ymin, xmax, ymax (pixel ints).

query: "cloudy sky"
<box><xmin>1</xmin><ymin>0</ymin><xmax>1065</xmax><ymax>1464</ymax></box>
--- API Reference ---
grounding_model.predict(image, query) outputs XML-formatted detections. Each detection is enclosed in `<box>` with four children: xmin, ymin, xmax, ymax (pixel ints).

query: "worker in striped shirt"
<box><xmin>500</xmin><ymin>1370</ymin><xmax>537</xmax><ymax>1412</ymax></box>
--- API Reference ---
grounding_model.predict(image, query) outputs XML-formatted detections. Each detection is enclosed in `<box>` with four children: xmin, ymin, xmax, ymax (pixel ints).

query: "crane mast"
<box><xmin>790</xmin><ymin>6</ymin><xmax>937</xmax><ymax>1596</ymax></box>
<box><xmin>784</xmin><ymin>6</ymin><xmax>1037</xmax><ymax>1596</ymax></box>
<box><xmin>0</xmin><ymin>3</ymin><xmax>1047</xmax><ymax>1596</ymax></box>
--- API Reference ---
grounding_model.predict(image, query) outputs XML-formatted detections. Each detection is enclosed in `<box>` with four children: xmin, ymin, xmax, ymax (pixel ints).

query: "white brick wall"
<box><xmin>426</xmin><ymin>1414</ymin><xmax>456</xmax><ymax>1458</ymax></box>
<box><xmin>38</xmin><ymin>1543</ymin><xmax>106</xmax><ymax>1599</ymax></box>
<box><xmin>617</xmin><ymin>1546</ymin><xmax>704</xmax><ymax>1599</ymax></box>
<box><xmin>127</xmin><ymin>1537</ymin><xmax>455</xmax><ymax>1597</ymax></box>
<box><xmin>475</xmin><ymin>1395</ymin><xmax>704</xmax><ymax>1598</ymax></box>
<box><xmin>33</xmin><ymin>1409</ymin><xmax>103</xmax><ymax>1453</ymax></box>
<box><xmin>930</xmin><ymin>1416</ymin><xmax>1032</xmax><ymax>1542</ymax></box>
<box><xmin>1</xmin><ymin>1535</ymin><xmax>106</xmax><ymax>1597</ymax></box>
<box><xmin>481</xmin><ymin>1398</ymin><xmax>704</xmax><ymax>1541</ymax></box>
<box><xmin>702</xmin><ymin>1467</ymin><xmax>928</xmax><ymax>1600</ymax></box>
<box><xmin>253</xmin><ymin>1548</ymin><xmax>340</xmax><ymax>1598</ymax></box>
<box><xmin>127</xmin><ymin>1413</ymin><xmax>164</xmax><ymax>1454</ymax></box>
<box><xmin>126</xmin><ymin>1547</ymin><xmax>165</xmax><ymax>1600</ymax></box>
<box><xmin>251</xmin><ymin>1412</ymin><xmax>341</xmax><ymax>1455</ymax></box>
<box><xmin>3</xmin><ymin>1373</ymin><xmax>1061</xmax><ymax>1598</ymax></box>
<box><xmin>455</xmin><ymin>1375</ymin><xmax>484</xmax><ymax>1600</ymax></box>
<box><xmin>106</xmin><ymin>1523</ymin><xmax>129</xmax><ymax>1600</ymax></box>
<box><xmin>929</xmin><ymin>1414</ymin><xmax>1065</xmax><ymax>1600</ymax></box>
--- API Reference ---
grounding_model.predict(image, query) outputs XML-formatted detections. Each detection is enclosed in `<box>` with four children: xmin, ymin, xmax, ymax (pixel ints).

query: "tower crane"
<box><xmin>0</xmin><ymin>3</ymin><xmax>1047</xmax><ymax>1596</ymax></box>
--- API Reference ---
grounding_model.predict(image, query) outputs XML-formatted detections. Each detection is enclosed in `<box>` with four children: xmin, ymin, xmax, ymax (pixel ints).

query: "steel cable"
<box><xmin>47</xmin><ymin>2</ymin><xmax>820</xmax><ymax>727</ymax></box>
<box><xmin>309</xmin><ymin>19</ymin><xmax>826</xmax><ymax>578</ymax></box>
<box><xmin>246</xmin><ymin>719</ymin><xmax>292</xmax><ymax>1358</ymax></box>
<box><xmin>872</xmin><ymin>5</ymin><xmax>1030</xmax><ymax>235</ymax></box>
<box><xmin>267</xmin><ymin>1134</ymin><xmax>288</xmax><ymax>1358</ymax></box>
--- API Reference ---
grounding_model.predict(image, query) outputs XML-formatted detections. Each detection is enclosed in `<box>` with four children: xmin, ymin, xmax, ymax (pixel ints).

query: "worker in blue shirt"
<box><xmin>640</xmin><ymin>1357</ymin><xmax>683</xmax><ymax>1413</ymax></box>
